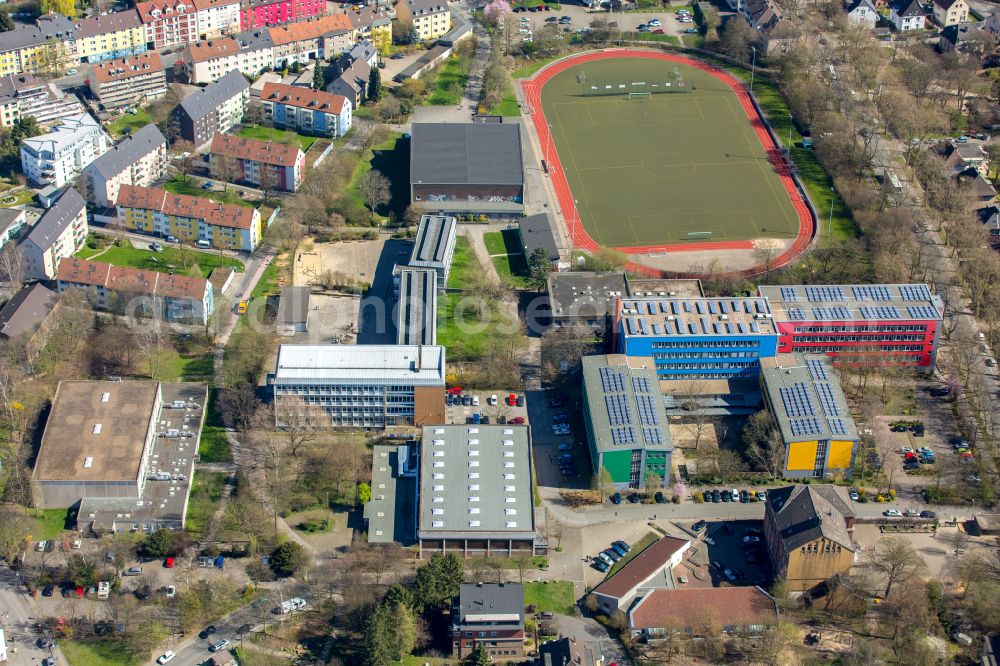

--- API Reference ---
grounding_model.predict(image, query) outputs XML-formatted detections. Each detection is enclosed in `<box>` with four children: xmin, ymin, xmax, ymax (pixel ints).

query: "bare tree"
<box><xmin>361</xmin><ymin>170</ymin><xmax>391</xmax><ymax>221</ymax></box>
<box><xmin>173</xmin><ymin>140</ymin><xmax>196</xmax><ymax>182</ymax></box>
<box><xmin>872</xmin><ymin>536</ymin><xmax>924</xmax><ymax>598</ymax></box>
<box><xmin>0</xmin><ymin>243</ymin><xmax>23</xmax><ymax>300</ymax></box>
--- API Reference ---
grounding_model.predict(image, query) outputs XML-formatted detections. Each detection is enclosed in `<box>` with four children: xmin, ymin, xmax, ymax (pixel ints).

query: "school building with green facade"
<box><xmin>582</xmin><ymin>354</ymin><xmax>673</xmax><ymax>490</ymax></box>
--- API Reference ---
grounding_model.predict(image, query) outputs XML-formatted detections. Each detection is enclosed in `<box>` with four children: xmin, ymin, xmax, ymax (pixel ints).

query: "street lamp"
<box><xmin>787</xmin><ymin>113</ymin><xmax>793</xmax><ymax>154</ymax></box>
<box><xmin>749</xmin><ymin>46</ymin><xmax>757</xmax><ymax>94</ymax></box>
<box><xmin>828</xmin><ymin>187</ymin><xmax>835</xmax><ymax>237</ymax></box>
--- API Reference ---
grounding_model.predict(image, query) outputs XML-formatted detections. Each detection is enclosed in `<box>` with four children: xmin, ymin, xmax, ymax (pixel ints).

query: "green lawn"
<box><xmin>152</xmin><ymin>339</ymin><xmax>215</xmax><ymax>383</ymax></box>
<box><xmin>725</xmin><ymin>69</ymin><xmax>857</xmax><ymax>241</ymax></box>
<box><xmin>251</xmin><ymin>260</ymin><xmax>280</xmax><ymax>300</ymax></box>
<box><xmin>426</xmin><ymin>54</ymin><xmax>472</xmax><ymax>106</ymax></box>
<box><xmin>76</xmin><ymin>238</ymin><xmax>244</xmax><ymax>279</ymax></box>
<box><xmin>622</xmin><ymin>32</ymin><xmax>680</xmax><ymax>44</ymax></box>
<box><xmin>339</xmin><ymin>132</ymin><xmax>408</xmax><ymax>223</ymax></box>
<box><xmin>198</xmin><ymin>389</ymin><xmax>232</xmax><ymax>463</ymax></box>
<box><xmin>33</xmin><ymin>508</ymin><xmax>72</xmax><ymax>540</ymax></box>
<box><xmin>491</xmin><ymin>254</ymin><xmax>530</xmax><ymax>288</ymax></box>
<box><xmin>0</xmin><ymin>189</ymin><xmax>35</xmax><ymax>206</ymax></box>
<box><xmin>107</xmin><ymin>109</ymin><xmax>153</xmax><ymax>137</ymax></box>
<box><xmin>512</xmin><ymin>55</ymin><xmax>563</xmax><ymax>79</ymax></box>
<box><xmin>541</xmin><ymin>57</ymin><xmax>801</xmax><ymax>246</ymax></box>
<box><xmin>606</xmin><ymin>532</ymin><xmax>660</xmax><ymax>577</ymax></box>
<box><xmin>164</xmin><ymin>176</ymin><xmax>258</xmax><ymax>208</ymax></box>
<box><xmin>524</xmin><ymin>581</ymin><xmax>576</xmax><ymax>615</ymax></box>
<box><xmin>62</xmin><ymin>640</ymin><xmax>141</xmax><ymax>666</ymax></box>
<box><xmin>237</xmin><ymin>125</ymin><xmax>318</xmax><ymax>152</ymax></box>
<box><xmin>483</xmin><ymin>230</ymin><xmax>509</xmax><ymax>255</ymax></box>
<box><xmin>489</xmin><ymin>92</ymin><xmax>521</xmax><ymax>117</ymax></box>
<box><xmin>445</xmin><ymin>236</ymin><xmax>477</xmax><ymax>289</ymax></box>
<box><xmin>186</xmin><ymin>471</ymin><xmax>228</xmax><ymax>537</ymax></box>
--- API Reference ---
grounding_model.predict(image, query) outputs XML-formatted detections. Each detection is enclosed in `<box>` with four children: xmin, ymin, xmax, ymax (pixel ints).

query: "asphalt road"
<box><xmin>0</xmin><ymin>571</ymin><xmax>67</xmax><ymax>666</ymax></box>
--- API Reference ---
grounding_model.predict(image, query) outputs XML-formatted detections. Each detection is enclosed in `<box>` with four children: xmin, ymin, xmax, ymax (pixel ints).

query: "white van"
<box><xmin>196</xmin><ymin>240</ymin><xmax>212</xmax><ymax>249</ymax></box>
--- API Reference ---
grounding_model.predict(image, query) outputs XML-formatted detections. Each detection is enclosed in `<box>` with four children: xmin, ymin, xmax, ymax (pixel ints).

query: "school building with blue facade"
<box><xmin>614</xmin><ymin>297</ymin><xmax>780</xmax><ymax>380</ymax></box>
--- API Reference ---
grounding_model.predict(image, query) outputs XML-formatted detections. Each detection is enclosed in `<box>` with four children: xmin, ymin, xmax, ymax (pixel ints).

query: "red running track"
<box><xmin>519</xmin><ymin>49</ymin><xmax>817</xmax><ymax>278</ymax></box>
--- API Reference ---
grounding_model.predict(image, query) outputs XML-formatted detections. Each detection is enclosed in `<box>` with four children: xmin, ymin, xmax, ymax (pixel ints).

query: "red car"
<box><xmin>652</xmin><ymin>28</ymin><xmax>665</xmax><ymax>34</ymax></box>
<box><xmin>447</xmin><ymin>387</ymin><xmax>463</xmax><ymax>395</ymax></box>
<box><xmin>507</xmin><ymin>394</ymin><xmax>517</xmax><ymax>406</ymax></box>
<box><xmin>510</xmin><ymin>417</ymin><xmax>525</xmax><ymax>424</ymax></box>
<box><xmin>164</xmin><ymin>557</ymin><xmax>175</xmax><ymax>568</ymax></box>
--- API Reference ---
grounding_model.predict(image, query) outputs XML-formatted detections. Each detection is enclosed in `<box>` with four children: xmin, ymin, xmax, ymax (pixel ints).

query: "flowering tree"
<box><xmin>672</xmin><ymin>482</ymin><xmax>688</xmax><ymax>503</ymax></box>
<box><xmin>483</xmin><ymin>0</ymin><xmax>512</xmax><ymax>27</ymax></box>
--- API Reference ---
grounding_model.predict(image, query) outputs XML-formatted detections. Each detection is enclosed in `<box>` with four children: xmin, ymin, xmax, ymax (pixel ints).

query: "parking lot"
<box><xmin>444</xmin><ymin>389</ymin><xmax>529</xmax><ymax>425</ymax></box>
<box><xmin>697</xmin><ymin>519</ymin><xmax>772</xmax><ymax>588</ymax></box>
<box><xmin>511</xmin><ymin>5</ymin><xmax>694</xmax><ymax>41</ymax></box>
<box><xmin>524</xmin><ymin>390</ymin><xmax>591</xmax><ymax>490</ymax></box>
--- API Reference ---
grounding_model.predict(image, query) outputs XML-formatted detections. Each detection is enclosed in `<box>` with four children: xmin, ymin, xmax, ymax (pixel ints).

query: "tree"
<box><xmin>471</xmin><ymin>643</ymin><xmax>490</xmax><ymax>666</ymax></box>
<box><xmin>586</xmin><ymin>246</ymin><xmax>626</xmax><ymax>272</ymax></box>
<box><xmin>716</xmin><ymin>449</ymin><xmax>745</xmax><ymax>482</ymax></box>
<box><xmin>40</xmin><ymin>0</ymin><xmax>76</xmax><ymax>16</ymax></box>
<box><xmin>361</xmin><ymin>170</ymin><xmax>390</xmax><ymax>221</ymax></box>
<box><xmin>412</xmin><ymin>553</ymin><xmax>464</xmax><ymax>611</ymax></box>
<box><xmin>593</xmin><ymin>466</ymin><xmax>614</xmax><ymax>497</ymax></box>
<box><xmin>364</xmin><ymin>601</ymin><xmax>396</xmax><ymax>666</ymax></box>
<box><xmin>0</xmin><ymin>9</ymin><xmax>14</xmax><ymax>32</ymax></box>
<box><xmin>0</xmin><ymin>243</ymin><xmax>23</xmax><ymax>301</ymax></box>
<box><xmin>358</xmin><ymin>482</ymin><xmax>372</xmax><ymax>504</ymax></box>
<box><xmin>483</xmin><ymin>0</ymin><xmax>512</xmax><ymax>27</ymax></box>
<box><xmin>527</xmin><ymin>247</ymin><xmax>552</xmax><ymax>292</ymax></box>
<box><xmin>368</xmin><ymin>67</ymin><xmax>382</xmax><ymax>102</ymax></box>
<box><xmin>383</xmin><ymin>583</ymin><xmax>415</xmax><ymax>611</ymax></box>
<box><xmin>138</xmin><ymin>529</ymin><xmax>174</xmax><ymax>558</ymax></box>
<box><xmin>873</xmin><ymin>536</ymin><xmax>924</xmax><ymax>598</ymax></box>
<box><xmin>269</xmin><ymin>541</ymin><xmax>306</xmax><ymax>578</ymax></box>
<box><xmin>173</xmin><ymin>141</ymin><xmax>196</xmax><ymax>182</ymax></box>
<box><xmin>392</xmin><ymin>601</ymin><xmax>416</xmax><ymax>660</ymax></box>
<box><xmin>718</xmin><ymin>18</ymin><xmax>757</xmax><ymax>62</ymax></box>
<box><xmin>312</xmin><ymin>63</ymin><xmax>326</xmax><ymax>90</ymax></box>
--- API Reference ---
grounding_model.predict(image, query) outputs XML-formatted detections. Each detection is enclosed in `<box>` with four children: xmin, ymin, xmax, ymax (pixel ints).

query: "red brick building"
<box><xmin>452</xmin><ymin>583</ymin><xmax>525</xmax><ymax>661</ymax></box>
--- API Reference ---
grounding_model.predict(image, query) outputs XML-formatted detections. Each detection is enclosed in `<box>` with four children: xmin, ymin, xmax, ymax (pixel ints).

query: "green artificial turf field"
<box><xmin>540</xmin><ymin>57</ymin><xmax>800</xmax><ymax>248</ymax></box>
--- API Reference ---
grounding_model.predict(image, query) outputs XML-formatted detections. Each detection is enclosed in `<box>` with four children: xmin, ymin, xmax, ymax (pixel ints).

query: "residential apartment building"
<box><xmin>933</xmin><ymin>0</ymin><xmax>968</xmax><ymax>26</ymax></box>
<box><xmin>239</xmin><ymin>0</ymin><xmax>326</xmax><ymax>31</ymax></box>
<box><xmin>193</xmin><ymin>0</ymin><xmax>241</xmax><ymax>38</ymax></box>
<box><xmin>21</xmin><ymin>113</ymin><xmax>110</xmax><ymax>188</ymax></box>
<box><xmin>136</xmin><ymin>0</ymin><xmax>199</xmax><ymax>50</ymax></box>
<box><xmin>889</xmin><ymin>0</ymin><xmax>926</xmax><ymax>30</ymax></box>
<box><xmin>0</xmin><ymin>74</ymin><xmax>82</xmax><ymax>128</ymax></box>
<box><xmin>348</xmin><ymin>7</ymin><xmax>392</xmax><ymax>47</ymax></box>
<box><xmin>180</xmin><ymin>30</ymin><xmax>275</xmax><ymax>84</ymax></box>
<box><xmin>744</xmin><ymin>0</ymin><xmax>783</xmax><ymax>30</ymax></box>
<box><xmin>83</xmin><ymin>124</ymin><xmax>167</xmax><ymax>207</ymax></box>
<box><xmin>74</xmin><ymin>10</ymin><xmax>147</xmax><ymax>63</ymax></box>
<box><xmin>328</xmin><ymin>60</ymin><xmax>368</xmax><ymax>108</ymax></box>
<box><xmin>764</xmin><ymin>485</ymin><xmax>856</xmax><ymax>592</ymax></box>
<box><xmin>846</xmin><ymin>0</ymin><xmax>879</xmax><ymax>27</ymax></box>
<box><xmin>416</xmin><ymin>425</ymin><xmax>538</xmax><ymax>558</ymax></box>
<box><xmin>614</xmin><ymin>296</ymin><xmax>779</xmax><ymax>380</ymax></box>
<box><xmin>171</xmin><ymin>69</ymin><xmax>250</xmax><ymax>148</ymax></box>
<box><xmin>270</xmin><ymin>344</ymin><xmax>446</xmax><ymax>428</ymax></box>
<box><xmin>0</xmin><ymin>207</ymin><xmax>27</xmax><ymax>251</ymax></box>
<box><xmin>0</xmin><ymin>284</ymin><xmax>59</xmax><ymax>360</ymax></box>
<box><xmin>581</xmin><ymin>355</ymin><xmax>673</xmax><ymax>489</ymax></box>
<box><xmin>209</xmin><ymin>133</ymin><xmax>304</xmax><ymax>192</ymax></box>
<box><xmin>757</xmin><ymin>284</ymin><xmax>943</xmax><ymax>367</ymax></box>
<box><xmin>398</xmin><ymin>0</ymin><xmax>452</xmax><ymax>41</ymax></box>
<box><xmin>0</xmin><ymin>14</ymin><xmax>78</xmax><ymax>78</ymax></box>
<box><xmin>260</xmin><ymin>82</ymin><xmax>352</xmax><ymax>137</ymax></box>
<box><xmin>56</xmin><ymin>257</ymin><xmax>214</xmax><ymax>324</ymax></box>
<box><xmin>17</xmin><ymin>188</ymin><xmax>88</xmax><ymax>280</ymax></box>
<box><xmin>115</xmin><ymin>184</ymin><xmax>262</xmax><ymax>252</ymax></box>
<box><xmin>452</xmin><ymin>584</ymin><xmax>526</xmax><ymax>661</ymax></box>
<box><xmin>760</xmin><ymin>354</ymin><xmax>859</xmax><ymax>480</ymax></box>
<box><xmin>88</xmin><ymin>53</ymin><xmax>167</xmax><ymax>109</ymax></box>
<box><xmin>269</xmin><ymin>14</ymin><xmax>353</xmax><ymax>68</ymax></box>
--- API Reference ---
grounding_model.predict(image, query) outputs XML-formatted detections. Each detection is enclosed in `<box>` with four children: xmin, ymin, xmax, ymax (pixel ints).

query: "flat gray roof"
<box><xmin>276</xmin><ymin>286</ymin><xmax>310</xmax><ymax>327</ymax></box>
<box><xmin>547</xmin><ymin>272</ymin><xmax>627</xmax><ymax>320</ymax></box>
<box><xmin>273</xmin><ymin>344</ymin><xmax>446</xmax><ymax>385</ymax></box>
<box><xmin>518</xmin><ymin>213</ymin><xmax>559</xmax><ymax>261</ymax></box>
<box><xmin>582</xmin><ymin>355</ymin><xmax>672</xmax><ymax>455</ymax></box>
<box><xmin>625</xmin><ymin>277</ymin><xmax>704</xmax><ymax>299</ymax></box>
<box><xmin>760</xmin><ymin>353</ymin><xmax>858</xmax><ymax>443</ymax></box>
<box><xmin>397</xmin><ymin>267</ymin><xmax>437</xmax><ymax>346</ymax></box>
<box><xmin>619</xmin><ymin>297</ymin><xmax>776</xmax><ymax>338</ymax></box>
<box><xmin>757</xmin><ymin>284</ymin><xmax>943</xmax><ymax>323</ymax></box>
<box><xmin>365</xmin><ymin>444</ymin><xmax>416</xmax><ymax>544</ymax></box>
<box><xmin>418</xmin><ymin>425</ymin><xmax>535</xmax><ymax>539</ymax></box>
<box><xmin>410</xmin><ymin>214</ymin><xmax>456</xmax><ymax>267</ymax></box>
<box><xmin>410</xmin><ymin>123</ymin><xmax>523</xmax><ymax>186</ymax></box>
<box><xmin>457</xmin><ymin>583</ymin><xmax>524</xmax><ymax>627</ymax></box>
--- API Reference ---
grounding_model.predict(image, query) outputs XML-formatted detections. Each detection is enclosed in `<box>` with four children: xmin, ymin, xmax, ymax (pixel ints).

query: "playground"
<box><xmin>520</xmin><ymin>50</ymin><xmax>814</xmax><ymax>273</ymax></box>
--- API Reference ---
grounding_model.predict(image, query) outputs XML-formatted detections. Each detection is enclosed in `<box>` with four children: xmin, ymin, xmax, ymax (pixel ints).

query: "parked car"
<box><xmin>899</xmin><ymin>446</ymin><xmax>914</xmax><ymax>454</ymax></box>
<box><xmin>904</xmin><ymin>509</ymin><xmax>920</xmax><ymax>518</ymax></box>
<box><xmin>149</xmin><ymin>242</ymin><xmax>163</xmax><ymax>252</ymax></box>
<box><xmin>209</xmin><ymin>639</ymin><xmax>231</xmax><ymax>653</ymax></box>
<box><xmin>488</xmin><ymin>394</ymin><xmax>498</xmax><ymax>406</ymax></box>
<box><xmin>42</xmin><ymin>584</ymin><xmax>55</xmax><ymax>596</ymax></box>
<box><xmin>720</xmin><ymin>490</ymin><xmax>731</xmax><ymax>502</ymax></box>
<box><xmin>692</xmin><ymin>520</ymin><xmax>707</xmax><ymax>532</ymax></box>
<box><xmin>849</xmin><ymin>488</ymin><xmax>860</xmax><ymax>501</ymax></box>
<box><xmin>756</xmin><ymin>490</ymin><xmax>767</xmax><ymax>502</ymax></box>
<box><xmin>883</xmin><ymin>509</ymin><xmax>903</xmax><ymax>517</ymax></box>
<box><xmin>517</xmin><ymin>395</ymin><xmax>525</xmax><ymax>407</ymax></box>
<box><xmin>652</xmin><ymin>28</ymin><xmax>665</xmax><ymax>33</ymax></box>
<box><xmin>723</xmin><ymin>568</ymin><xmax>738</xmax><ymax>582</ymax></box>
<box><xmin>596</xmin><ymin>552</ymin><xmax>614</xmax><ymax>566</ymax></box>
<box><xmin>123</xmin><ymin>567</ymin><xmax>142</xmax><ymax>576</ymax></box>
<box><xmin>157</xmin><ymin>652</ymin><xmax>176</xmax><ymax>665</ymax></box>
<box><xmin>742</xmin><ymin>535</ymin><xmax>761</xmax><ymax>544</ymax></box>
<box><xmin>647</xmin><ymin>18</ymin><xmax>661</xmax><ymax>25</ymax></box>
<box><xmin>609</xmin><ymin>543</ymin><xmax>628</xmax><ymax>557</ymax></box>
<box><xmin>711</xmin><ymin>490</ymin><xmax>721</xmax><ymax>503</ymax></box>
<box><xmin>891</xmin><ymin>424</ymin><xmax>908</xmax><ymax>432</ymax></box>
<box><xmin>920</xmin><ymin>510</ymin><xmax>937</xmax><ymax>519</ymax></box>
<box><xmin>626</xmin><ymin>493</ymin><xmax>640</xmax><ymax>504</ymax></box>
<box><xmin>739</xmin><ymin>490</ymin><xmax>749</xmax><ymax>503</ymax></box>
<box><xmin>510</xmin><ymin>417</ymin><xmax>525</xmax><ymax>424</ymax></box>
<box><xmin>164</xmin><ymin>585</ymin><xmax>176</xmax><ymax>598</ymax></box>
<box><xmin>592</xmin><ymin>559</ymin><xmax>609</xmax><ymax>572</ymax></box>
<box><xmin>558</xmin><ymin>443</ymin><xmax>573</xmax><ymax>451</ymax></box>
<box><xmin>199</xmin><ymin>626</ymin><xmax>217</xmax><ymax>639</ymax></box>
<box><xmin>684</xmin><ymin>27</ymin><xmax>698</xmax><ymax>33</ymax></box>
<box><xmin>654</xmin><ymin>491</ymin><xmax>666</xmax><ymax>503</ymax></box>
<box><xmin>929</xmin><ymin>387</ymin><xmax>951</xmax><ymax>397</ymax></box>
<box><xmin>610</xmin><ymin>492</ymin><xmax>621</xmax><ymax>505</ymax></box>
<box><xmin>612</xmin><ymin>540</ymin><xmax>631</xmax><ymax>552</ymax></box>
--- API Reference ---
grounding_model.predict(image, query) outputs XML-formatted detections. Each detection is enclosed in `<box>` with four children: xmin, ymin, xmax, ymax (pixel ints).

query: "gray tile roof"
<box><xmin>177</xmin><ymin>69</ymin><xmax>249</xmax><ymax>123</ymax></box>
<box><xmin>766</xmin><ymin>485</ymin><xmax>855</xmax><ymax>552</ymax></box>
<box><xmin>410</xmin><ymin>123</ymin><xmax>523</xmax><ymax>186</ymax></box>
<box><xmin>76</xmin><ymin>9</ymin><xmax>142</xmax><ymax>38</ymax></box>
<box><xmin>418</xmin><ymin>425</ymin><xmax>535</xmax><ymax>539</ymax></box>
<box><xmin>0</xmin><ymin>283</ymin><xmax>57</xmax><ymax>339</ymax></box>
<box><xmin>518</xmin><ymin>213</ymin><xmax>559</xmax><ymax>261</ymax></box>
<box><xmin>88</xmin><ymin>124</ymin><xmax>165</xmax><ymax>181</ymax></box>
<box><xmin>0</xmin><ymin>14</ymin><xmax>77</xmax><ymax>53</ymax></box>
<box><xmin>457</xmin><ymin>583</ymin><xmax>524</xmax><ymax>626</ymax></box>
<box><xmin>235</xmin><ymin>29</ymin><xmax>275</xmax><ymax>51</ymax></box>
<box><xmin>23</xmin><ymin>188</ymin><xmax>85</xmax><ymax>252</ymax></box>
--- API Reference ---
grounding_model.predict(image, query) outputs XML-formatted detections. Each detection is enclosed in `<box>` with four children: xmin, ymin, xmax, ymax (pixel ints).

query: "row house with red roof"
<box><xmin>260</xmin><ymin>82</ymin><xmax>352</xmax><ymax>137</ymax></box>
<box><xmin>209</xmin><ymin>133</ymin><xmax>304</xmax><ymax>192</ymax></box>
<box><xmin>136</xmin><ymin>0</ymin><xmax>198</xmax><ymax>50</ymax></box>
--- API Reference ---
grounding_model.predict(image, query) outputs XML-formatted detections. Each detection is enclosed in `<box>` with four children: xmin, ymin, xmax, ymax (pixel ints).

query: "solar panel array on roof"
<box><xmin>787</xmin><ymin>307</ymin><xmax>805</xmax><ymax>321</ymax></box>
<box><xmin>611</xmin><ymin>426</ymin><xmax>637</xmax><ymax>445</ymax></box>
<box><xmin>790</xmin><ymin>417</ymin><xmax>824</xmax><ymax>436</ymax></box>
<box><xmin>906</xmin><ymin>305</ymin><xmax>940</xmax><ymax>320</ymax></box>
<box><xmin>812</xmin><ymin>306</ymin><xmax>852</xmax><ymax>320</ymax></box>
<box><xmin>599</xmin><ymin>367</ymin><xmax>627</xmax><ymax>393</ymax></box>
<box><xmin>636</xmin><ymin>395</ymin><xmax>660</xmax><ymax>425</ymax></box>
<box><xmin>780</xmin><ymin>287</ymin><xmax>800</xmax><ymax>302</ymax></box>
<box><xmin>642</xmin><ymin>427</ymin><xmax>664</xmax><ymax>445</ymax></box>
<box><xmin>852</xmin><ymin>285</ymin><xmax>892</xmax><ymax>301</ymax></box>
<box><xmin>817</xmin><ymin>383</ymin><xmax>841</xmax><ymax>416</ymax></box>
<box><xmin>828</xmin><ymin>417</ymin><xmax>849</xmax><ymax>436</ymax></box>
<box><xmin>899</xmin><ymin>284</ymin><xmax>931</xmax><ymax>301</ymax></box>
<box><xmin>604</xmin><ymin>394</ymin><xmax>632</xmax><ymax>426</ymax></box>
<box><xmin>779</xmin><ymin>383</ymin><xmax>816</xmax><ymax>417</ymax></box>
<box><xmin>805</xmin><ymin>286</ymin><xmax>846</xmax><ymax>302</ymax></box>
<box><xmin>858</xmin><ymin>306</ymin><xmax>901</xmax><ymax>320</ymax></box>
<box><xmin>806</xmin><ymin>358</ymin><xmax>829</xmax><ymax>381</ymax></box>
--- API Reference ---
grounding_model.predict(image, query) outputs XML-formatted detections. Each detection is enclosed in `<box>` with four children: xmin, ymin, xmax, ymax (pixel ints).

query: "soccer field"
<box><xmin>538</xmin><ymin>56</ymin><xmax>802</xmax><ymax>249</ymax></box>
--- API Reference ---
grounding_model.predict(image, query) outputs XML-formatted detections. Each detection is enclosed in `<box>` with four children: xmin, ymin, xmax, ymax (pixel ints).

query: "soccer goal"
<box><xmin>628</xmin><ymin>91</ymin><xmax>651</xmax><ymax>100</ymax></box>
<box><xmin>687</xmin><ymin>231</ymin><xmax>713</xmax><ymax>240</ymax></box>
